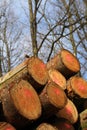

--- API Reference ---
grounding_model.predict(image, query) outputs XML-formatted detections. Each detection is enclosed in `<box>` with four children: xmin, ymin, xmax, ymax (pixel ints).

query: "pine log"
<box><xmin>48</xmin><ymin>69</ymin><xmax>66</xmax><ymax>90</ymax></box>
<box><xmin>0</xmin><ymin>59</ymin><xmax>29</xmax><ymax>94</ymax></box>
<box><xmin>36</xmin><ymin>118</ymin><xmax>75</xmax><ymax>130</ymax></box>
<box><xmin>28</xmin><ymin>56</ymin><xmax>48</xmax><ymax>86</ymax></box>
<box><xmin>47</xmin><ymin>49</ymin><xmax>80</xmax><ymax>79</ymax></box>
<box><xmin>56</xmin><ymin>99</ymin><xmax>78</xmax><ymax>124</ymax></box>
<box><xmin>0</xmin><ymin>87</ymin><xmax>29</xmax><ymax>128</ymax></box>
<box><xmin>0</xmin><ymin>122</ymin><xmax>16</xmax><ymax>130</ymax></box>
<box><xmin>9</xmin><ymin>79</ymin><xmax>42</xmax><ymax>120</ymax></box>
<box><xmin>36</xmin><ymin>123</ymin><xmax>58</xmax><ymax>130</ymax></box>
<box><xmin>80</xmin><ymin>109</ymin><xmax>87</xmax><ymax>130</ymax></box>
<box><xmin>39</xmin><ymin>82</ymin><xmax>67</xmax><ymax>118</ymax></box>
<box><xmin>66</xmin><ymin>76</ymin><xmax>87</xmax><ymax>99</ymax></box>
<box><xmin>53</xmin><ymin>118</ymin><xmax>75</xmax><ymax>130</ymax></box>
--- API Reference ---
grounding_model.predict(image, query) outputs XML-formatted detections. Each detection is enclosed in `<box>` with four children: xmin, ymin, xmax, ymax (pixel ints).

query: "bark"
<box><xmin>0</xmin><ymin>122</ymin><xmax>16</xmax><ymax>130</ymax></box>
<box><xmin>28</xmin><ymin>0</ymin><xmax>38</xmax><ymax>56</ymax></box>
<box><xmin>0</xmin><ymin>58</ymin><xmax>29</xmax><ymax>92</ymax></box>
<box><xmin>53</xmin><ymin>118</ymin><xmax>75</xmax><ymax>130</ymax></box>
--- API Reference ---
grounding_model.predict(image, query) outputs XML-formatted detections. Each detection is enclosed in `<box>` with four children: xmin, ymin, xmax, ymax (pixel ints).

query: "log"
<box><xmin>39</xmin><ymin>82</ymin><xmax>67</xmax><ymax>118</ymax></box>
<box><xmin>84</xmin><ymin>100</ymin><xmax>87</xmax><ymax>109</ymax></box>
<box><xmin>36</xmin><ymin>118</ymin><xmax>75</xmax><ymax>130</ymax></box>
<box><xmin>80</xmin><ymin>109</ymin><xmax>87</xmax><ymax>130</ymax></box>
<box><xmin>47</xmin><ymin>49</ymin><xmax>80</xmax><ymax>79</ymax></box>
<box><xmin>28</xmin><ymin>56</ymin><xmax>48</xmax><ymax>86</ymax></box>
<box><xmin>48</xmin><ymin>69</ymin><xmax>66</xmax><ymax>90</ymax></box>
<box><xmin>0</xmin><ymin>59</ymin><xmax>29</xmax><ymax>93</ymax></box>
<box><xmin>56</xmin><ymin>99</ymin><xmax>78</xmax><ymax>124</ymax></box>
<box><xmin>53</xmin><ymin>118</ymin><xmax>75</xmax><ymax>130</ymax></box>
<box><xmin>66</xmin><ymin>76</ymin><xmax>87</xmax><ymax>99</ymax></box>
<box><xmin>0</xmin><ymin>87</ymin><xmax>29</xmax><ymax>128</ymax></box>
<box><xmin>9</xmin><ymin>79</ymin><xmax>42</xmax><ymax>120</ymax></box>
<box><xmin>36</xmin><ymin>123</ymin><xmax>58</xmax><ymax>130</ymax></box>
<box><xmin>0</xmin><ymin>122</ymin><xmax>16</xmax><ymax>130</ymax></box>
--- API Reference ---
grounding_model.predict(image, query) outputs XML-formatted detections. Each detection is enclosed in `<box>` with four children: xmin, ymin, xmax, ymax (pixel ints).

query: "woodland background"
<box><xmin>0</xmin><ymin>0</ymin><xmax>87</xmax><ymax>79</ymax></box>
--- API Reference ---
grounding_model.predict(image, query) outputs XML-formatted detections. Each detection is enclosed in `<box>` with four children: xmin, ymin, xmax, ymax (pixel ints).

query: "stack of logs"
<box><xmin>0</xmin><ymin>49</ymin><xmax>87</xmax><ymax>130</ymax></box>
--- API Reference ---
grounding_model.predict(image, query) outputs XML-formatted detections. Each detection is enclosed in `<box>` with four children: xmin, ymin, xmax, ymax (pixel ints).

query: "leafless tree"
<box><xmin>0</xmin><ymin>0</ymin><xmax>23</xmax><ymax>75</ymax></box>
<box><xmin>27</xmin><ymin>0</ymin><xmax>87</xmax><ymax>79</ymax></box>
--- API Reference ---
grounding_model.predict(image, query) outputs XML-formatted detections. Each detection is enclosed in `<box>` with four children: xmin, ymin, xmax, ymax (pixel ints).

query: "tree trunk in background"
<box><xmin>0</xmin><ymin>49</ymin><xmax>2</xmax><ymax>77</ymax></box>
<box><xmin>28</xmin><ymin>0</ymin><xmax>38</xmax><ymax>57</ymax></box>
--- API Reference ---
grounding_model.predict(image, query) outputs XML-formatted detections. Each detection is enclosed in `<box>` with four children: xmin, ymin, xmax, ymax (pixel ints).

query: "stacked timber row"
<box><xmin>0</xmin><ymin>49</ymin><xmax>87</xmax><ymax>130</ymax></box>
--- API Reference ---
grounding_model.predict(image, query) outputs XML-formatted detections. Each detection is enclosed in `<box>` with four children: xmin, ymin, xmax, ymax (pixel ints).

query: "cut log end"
<box><xmin>56</xmin><ymin>99</ymin><xmax>78</xmax><ymax>124</ymax></box>
<box><xmin>9</xmin><ymin>80</ymin><xmax>42</xmax><ymax>120</ymax></box>
<box><xmin>36</xmin><ymin>123</ymin><xmax>58</xmax><ymax>130</ymax></box>
<box><xmin>0</xmin><ymin>122</ymin><xmax>16</xmax><ymax>130</ymax></box>
<box><xmin>61</xmin><ymin>49</ymin><xmax>80</xmax><ymax>72</ymax></box>
<box><xmin>47</xmin><ymin>49</ymin><xmax>80</xmax><ymax>79</ymax></box>
<box><xmin>48</xmin><ymin>69</ymin><xmax>66</xmax><ymax>90</ymax></box>
<box><xmin>68</xmin><ymin>77</ymin><xmax>87</xmax><ymax>98</ymax></box>
<box><xmin>46</xmin><ymin>82</ymin><xmax>67</xmax><ymax>109</ymax></box>
<box><xmin>28</xmin><ymin>57</ymin><xmax>48</xmax><ymax>85</ymax></box>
